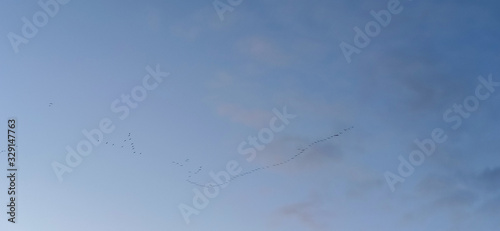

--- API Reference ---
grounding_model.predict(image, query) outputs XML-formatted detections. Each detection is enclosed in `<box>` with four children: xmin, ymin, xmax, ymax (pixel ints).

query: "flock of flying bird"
<box><xmin>46</xmin><ymin>101</ymin><xmax>352</xmax><ymax>185</ymax></box>
<box><xmin>48</xmin><ymin>102</ymin><xmax>140</xmax><ymax>155</ymax></box>
<box><xmin>101</xmin><ymin>132</ymin><xmax>142</xmax><ymax>155</ymax></box>
<box><xmin>175</xmin><ymin>126</ymin><xmax>354</xmax><ymax>188</ymax></box>
<box><xmin>172</xmin><ymin>159</ymin><xmax>204</xmax><ymax>180</ymax></box>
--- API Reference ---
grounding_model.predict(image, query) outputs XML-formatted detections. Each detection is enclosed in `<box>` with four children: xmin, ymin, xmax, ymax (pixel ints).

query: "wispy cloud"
<box><xmin>271</xmin><ymin>193</ymin><xmax>330</xmax><ymax>231</ymax></box>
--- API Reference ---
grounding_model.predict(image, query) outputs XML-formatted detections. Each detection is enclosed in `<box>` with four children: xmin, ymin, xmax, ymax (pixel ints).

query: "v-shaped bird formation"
<box><xmin>102</xmin><ymin>132</ymin><xmax>142</xmax><ymax>155</ymax></box>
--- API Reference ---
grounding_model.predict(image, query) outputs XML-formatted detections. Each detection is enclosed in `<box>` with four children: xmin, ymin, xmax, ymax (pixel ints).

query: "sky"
<box><xmin>0</xmin><ymin>0</ymin><xmax>499</xmax><ymax>230</ymax></box>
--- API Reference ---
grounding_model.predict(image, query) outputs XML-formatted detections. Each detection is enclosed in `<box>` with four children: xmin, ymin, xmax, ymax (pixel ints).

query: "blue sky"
<box><xmin>0</xmin><ymin>0</ymin><xmax>499</xmax><ymax>230</ymax></box>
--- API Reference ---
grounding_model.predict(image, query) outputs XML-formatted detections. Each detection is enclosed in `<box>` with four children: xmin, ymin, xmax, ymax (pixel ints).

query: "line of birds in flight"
<box><xmin>174</xmin><ymin>126</ymin><xmax>354</xmax><ymax>188</ymax></box>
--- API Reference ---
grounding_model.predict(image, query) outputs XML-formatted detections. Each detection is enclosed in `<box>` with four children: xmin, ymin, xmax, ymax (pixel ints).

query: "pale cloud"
<box><xmin>216</xmin><ymin>103</ymin><xmax>274</xmax><ymax>128</ymax></box>
<box><xmin>403</xmin><ymin>167</ymin><xmax>500</xmax><ymax>228</ymax></box>
<box><xmin>271</xmin><ymin>193</ymin><xmax>330</xmax><ymax>231</ymax></box>
<box><xmin>206</xmin><ymin>71</ymin><xmax>234</xmax><ymax>89</ymax></box>
<box><xmin>237</xmin><ymin>36</ymin><xmax>292</xmax><ymax>66</ymax></box>
<box><xmin>168</xmin><ymin>7</ymin><xmax>218</xmax><ymax>40</ymax></box>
